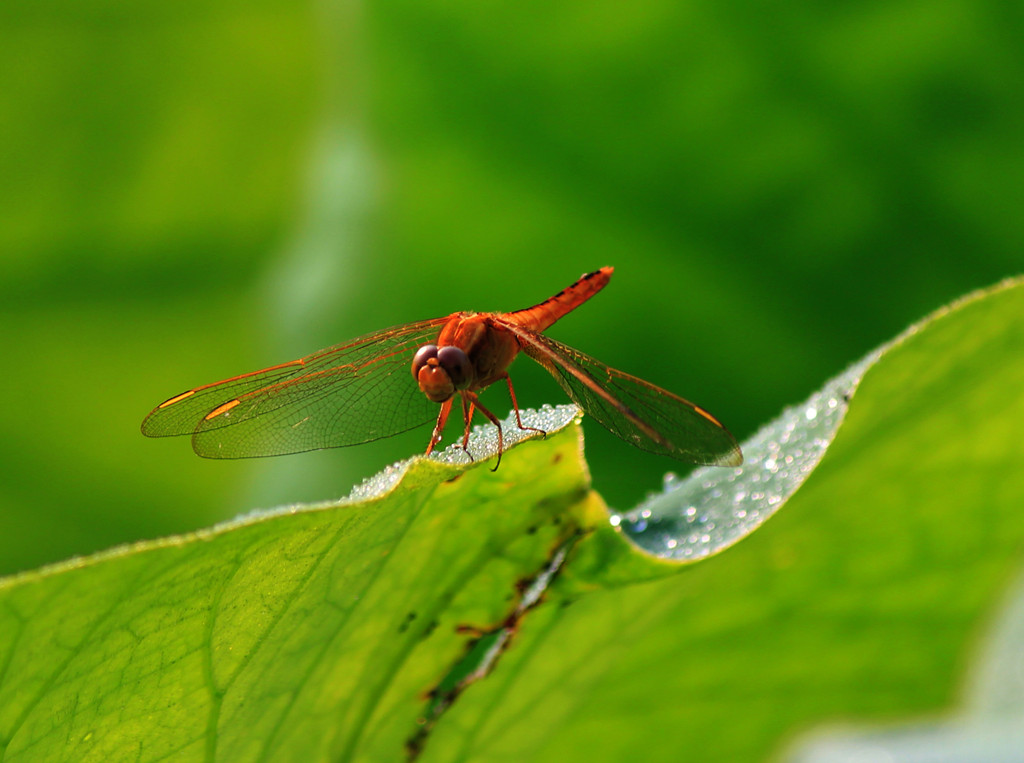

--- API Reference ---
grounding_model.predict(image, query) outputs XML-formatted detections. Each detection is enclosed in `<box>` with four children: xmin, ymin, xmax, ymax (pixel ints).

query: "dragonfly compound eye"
<box><xmin>411</xmin><ymin>344</ymin><xmax>439</xmax><ymax>380</ymax></box>
<box><xmin>437</xmin><ymin>346</ymin><xmax>473</xmax><ymax>390</ymax></box>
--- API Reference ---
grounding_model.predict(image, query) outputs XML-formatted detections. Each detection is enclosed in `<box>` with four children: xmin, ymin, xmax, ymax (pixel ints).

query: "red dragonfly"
<box><xmin>142</xmin><ymin>267</ymin><xmax>742</xmax><ymax>468</ymax></box>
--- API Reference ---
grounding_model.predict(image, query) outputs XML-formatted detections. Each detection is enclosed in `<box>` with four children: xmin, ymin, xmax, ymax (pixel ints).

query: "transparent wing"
<box><xmin>141</xmin><ymin>318</ymin><xmax>447</xmax><ymax>458</ymax></box>
<box><xmin>502</xmin><ymin>323</ymin><xmax>742</xmax><ymax>467</ymax></box>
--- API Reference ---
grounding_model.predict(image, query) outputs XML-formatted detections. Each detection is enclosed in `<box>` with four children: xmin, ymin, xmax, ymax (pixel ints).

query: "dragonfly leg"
<box><xmin>465</xmin><ymin>392</ymin><xmax>504</xmax><ymax>471</ymax></box>
<box><xmin>460</xmin><ymin>394</ymin><xmax>476</xmax><ymax>452</ymax></box>
<box><xmin>425</xmin><ymin>398</ymin><xmax>453</xmax><ymax>455</ymax></box>
<box><xmin>504</xmin><ymin>375</ymin><xmax>546</xmax><ymax>437</ymax></box>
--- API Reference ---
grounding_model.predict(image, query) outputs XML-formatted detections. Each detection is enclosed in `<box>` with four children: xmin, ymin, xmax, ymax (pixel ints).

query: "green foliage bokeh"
<box><xmin>1</xmin><ymin>1</ymin><xmax>1020</xmax><ymax>573</ymax></box>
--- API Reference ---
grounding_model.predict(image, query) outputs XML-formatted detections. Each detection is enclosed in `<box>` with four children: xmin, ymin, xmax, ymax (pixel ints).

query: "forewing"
<box><xmin>504</xmin><ymin>325</ymin><xmax>742</xmax><ymax>467</ymax></box>
<box><xmin>142</xmin><ymin>319</ymin><xmax>447</xmax><ymax>458</ymax></box>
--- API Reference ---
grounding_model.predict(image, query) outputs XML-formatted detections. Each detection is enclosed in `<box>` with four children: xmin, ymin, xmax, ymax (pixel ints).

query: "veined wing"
<box><xmin>501</xmin><ymin>323</ymin><xmax>743</xmax><ymax>467</ymax></box>
<box><xmin>141</xmin><ymin>318</ymin><xmax>447</xmax><ymax>458</ymax></box>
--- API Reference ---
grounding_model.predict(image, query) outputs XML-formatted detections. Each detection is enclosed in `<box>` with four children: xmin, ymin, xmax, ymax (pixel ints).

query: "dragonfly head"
<box><xmin>412</xmin><ymin>344</ymin><xmax>474</xmax><ymax>403</ymax></box>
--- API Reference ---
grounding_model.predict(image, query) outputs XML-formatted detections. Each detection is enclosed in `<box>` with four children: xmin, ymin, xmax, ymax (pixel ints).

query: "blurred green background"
<box><xmin>1</xmin><ymin>0</ymin><xmax>1021</xmax><ymax>577</ymax></box>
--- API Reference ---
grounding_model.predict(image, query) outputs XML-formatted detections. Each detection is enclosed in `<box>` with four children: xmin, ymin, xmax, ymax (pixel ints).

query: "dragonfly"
<box><xmin>142</xmin><ymin>267</ymin><xmax>742</xmax><ymax>469</ymax></box>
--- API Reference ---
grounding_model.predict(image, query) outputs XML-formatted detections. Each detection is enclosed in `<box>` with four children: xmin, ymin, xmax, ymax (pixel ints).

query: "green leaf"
<box><xmin>3</xmin><ymin>279</ymin><xmax>1023</xmax><ymax>762</ymax></box>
